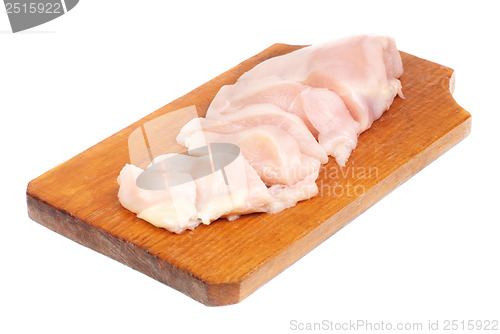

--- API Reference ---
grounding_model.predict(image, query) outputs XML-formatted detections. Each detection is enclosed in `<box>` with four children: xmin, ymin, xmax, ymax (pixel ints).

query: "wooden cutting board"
<box><xmin>27</xmin><ymin>44</ymin><xmax>471</xmax><ymax>306</ymax></box>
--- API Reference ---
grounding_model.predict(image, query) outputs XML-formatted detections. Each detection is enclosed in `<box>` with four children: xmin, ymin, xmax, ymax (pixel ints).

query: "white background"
<box><xmin>1</xmin><ymin>1</ymin><xmax>499</xmax><ymax>333</ymax></box>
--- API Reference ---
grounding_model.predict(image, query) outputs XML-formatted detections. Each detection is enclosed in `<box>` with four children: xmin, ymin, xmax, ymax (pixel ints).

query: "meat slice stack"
<box><xmin>117</xmin><ymin>35</ymin><xmax>404</xmax><ymax>233</ymax></box>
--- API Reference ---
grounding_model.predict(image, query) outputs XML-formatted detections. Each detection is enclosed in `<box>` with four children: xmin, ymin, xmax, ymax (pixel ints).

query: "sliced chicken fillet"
<box><xmin>185</xmin><ymin>125</ymin><xmax>320</xmax><ymax>185</ymax></box>
<box><xmin>292</xmin><ymin>87</ymin><xmax>360</xmax><ymax>167</ymax></box>
<box><xmin>238</xmin><ymin>35</ymin><xmax>403</xmax><ymax>132</ymax></box>
<box><xmin>207</xmin><ymin>77</ymin><xmax>318</xmax><ymax>136</ymax></box>
<box><xmin>178</xmin><ymin>103</ymin><xmax>328</xmax><ymax>163</ymax></box>
<box><xmin>117</xmin><ymin>35</ymin><xmax>404</xmax><ymax>233</ymax></box>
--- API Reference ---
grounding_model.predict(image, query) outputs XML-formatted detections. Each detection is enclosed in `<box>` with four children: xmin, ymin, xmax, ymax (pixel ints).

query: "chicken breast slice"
<box><xmin>184</xmin><ymin>125</ymin><xmax>320</xmax><ymax>186</ymax></box>
<box><xmin>205</xmin><ymin>77</ymin><xmax>360</xmax><ymax>166</ymax></box>
<box><xmin>178</xmin><ymin>103</ymin><xmax>328</xmax><ymax>163</ymax></box>
<box><xmin>118</xmin><ymin>141</ymin><xmax>317</xmax><ymax>232</ymax></box>
<box><xmin>238</xmin><ymin>35</ymin><xmax>403</xmax><ymax>132</ymax></box>
<box><xmin>117</xmin><ymin>160</ymin><xmax>200</xmax><ymax>233</ymax></box>
<box><xmin>291</xmin><ymin>87</ymin><xmax>360</xmax><ymax>167</ymax></box>
<box><xmin>267</xmin><ymin>171</ymin><xmax>319</xmax><ymax>214</ymax></box>
<box><xmin>188</xmin><ymin>152</ymin><xmax>249</xmax><ymax>224</ymax></box>
<box><xmin>223</xmin><ymin>157</ymin><xmax>319</xmax><ymax>218</ymax></box>
<box><xmin>207</xmin><ymin>77</ymin><xmax>318</xmax><ymax>136</ymax></box>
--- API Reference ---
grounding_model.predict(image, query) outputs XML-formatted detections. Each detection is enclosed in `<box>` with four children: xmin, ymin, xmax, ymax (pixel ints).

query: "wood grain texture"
<box><xmin>27</xmin><ymin>44</ymin><xmax>471</xmax><ymax>306</ymax></box>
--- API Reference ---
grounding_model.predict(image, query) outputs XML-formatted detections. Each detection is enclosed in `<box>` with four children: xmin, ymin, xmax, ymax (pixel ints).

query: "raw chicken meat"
<box><xmin>118</xmin><ymin>150</ymin><xmax>250</xmax><ymax>233</ymax></box>
<box><xmin>206</xmin><ymin>76</ymin><xmax>314</xmax><ymax>132</ymax></box>
<box><xmin>178</xmin><ymin>103</ymin><xmax>328</xmax><ymax>163</ymax></box>
<box><xmin>292</xmin><ymin>87</ymin><xmax>359</xmax><ymax>167</ymax></box>
<box><xmin>205</xmin><ymin>79</ymin><xmax>360</xmax><ymax>167</ymax></box>
<box><xmin>185</xmin><ymin>125</ymin><xmax>320</xmax><ymax>186</ymax></box>
<box><xmin>117</xmin><ymin>35</ymin><xmax>404</xmax><ymax>233</ymax></box>
<box><xmin>118</xmin><ymin>142</ymin><xmax>319</xmax><ymax>233</ymax></box>
<box><xmin>237</xmin><ymin>35</ymin><xmax>403</xmax><ymax>131</ymax></box>
<box><xmin>117</xmin><ymin>159</ymin><xmax>200</xmax><ymax>233</ymax></box>
<box><xmin>227</xmin><ymin>157</ymin><xmax>319</xmax><ymax>217</ymax></box>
